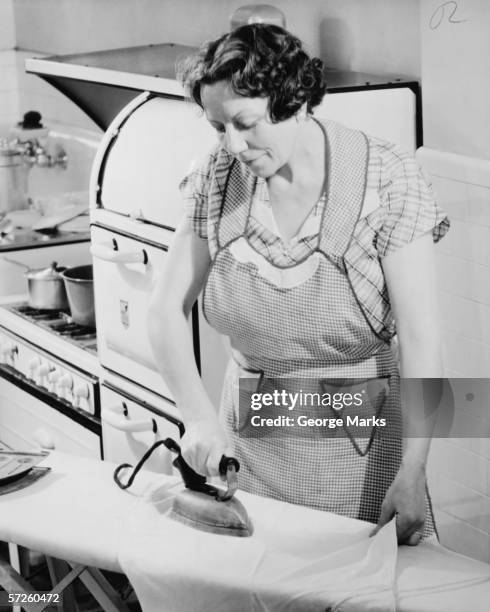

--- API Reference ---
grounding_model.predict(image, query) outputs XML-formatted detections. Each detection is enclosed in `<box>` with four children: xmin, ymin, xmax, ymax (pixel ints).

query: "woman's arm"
<box><xmin>148</xmin><ymin>217</ymin><xmax>231</xmax><ymax>476</ymax></box>
<box><xmin>372</xmin><ymin>232</ymin><xmax>443</xmax><ymax>544</ymax></box>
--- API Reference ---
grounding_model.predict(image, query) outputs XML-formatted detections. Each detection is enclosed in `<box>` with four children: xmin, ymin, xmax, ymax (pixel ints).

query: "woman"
<box><xmin>148</xmin><ymin>24</ymin><xmax>449</xmax><ymax>545</ymax></box>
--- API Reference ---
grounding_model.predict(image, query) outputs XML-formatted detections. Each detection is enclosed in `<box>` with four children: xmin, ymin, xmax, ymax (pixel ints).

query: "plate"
<box><xmin>0</xmin><ymin>450</ymin><xmax>49</xmax><ymax>485</ymax></box>
<box><xmin>32</xmin><ymin>203</ymin><xmax>88</xmax><ymax>231</ymax></box>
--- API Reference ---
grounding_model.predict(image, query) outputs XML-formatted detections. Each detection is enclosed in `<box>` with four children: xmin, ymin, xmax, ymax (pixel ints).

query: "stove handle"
<box><xmin>91</xmin><ymin>243</ymin><xmax>148</xmax><ymax>265</ymax></box>
<box><xmin>102</xmin><ymin>405</ymin><xmax>157</xmax><ymax>433</ymax></box>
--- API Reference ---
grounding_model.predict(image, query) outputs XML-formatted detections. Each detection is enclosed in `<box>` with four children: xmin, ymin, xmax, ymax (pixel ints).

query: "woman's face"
<box><xmin>201</xmin><ymin>80</ymin><xmax>301</xmax><ymax>179</ymax></box>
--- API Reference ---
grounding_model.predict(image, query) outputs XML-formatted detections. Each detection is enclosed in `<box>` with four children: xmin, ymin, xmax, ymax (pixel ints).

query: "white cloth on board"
<box><xmin>118</xmin><ymin>477</ymin><xmax>398</xmax><ymax>611</ymax></box>
<box><xmin>118</xmin><ymin>478</ymin><xmax>490</xmax><ymax>612</ymax></box>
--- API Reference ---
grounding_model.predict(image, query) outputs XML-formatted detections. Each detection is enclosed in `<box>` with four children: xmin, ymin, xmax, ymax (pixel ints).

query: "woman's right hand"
<box><xmin>180</xmin><ymin>414</ymin><xmax>233</xmax><ymax>478</ymax></box>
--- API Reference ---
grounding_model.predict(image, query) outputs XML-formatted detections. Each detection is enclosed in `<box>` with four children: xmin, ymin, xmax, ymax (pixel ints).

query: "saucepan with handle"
<box><xmin>2</xmin><ymin>257</ymin><xmax>69</xmax><ymax>310</ymax></box>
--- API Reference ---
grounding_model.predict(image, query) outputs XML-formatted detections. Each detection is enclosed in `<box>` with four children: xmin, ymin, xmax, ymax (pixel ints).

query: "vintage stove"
<box><xmin>0</xmin><ymin>297</ymin><xmax>101</xmax><ymax>458</ymax></box>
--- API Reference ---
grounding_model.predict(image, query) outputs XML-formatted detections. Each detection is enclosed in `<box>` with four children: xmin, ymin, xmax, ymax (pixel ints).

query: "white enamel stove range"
<box><xmin>88</xmin><ymin>92</ymin><xmax>230</xmax><ymax>472</ymax></box>
<box><xmin>0</xmin><ymin>298</ymin><xmax>101</xmax><ymax>458</ymax></box>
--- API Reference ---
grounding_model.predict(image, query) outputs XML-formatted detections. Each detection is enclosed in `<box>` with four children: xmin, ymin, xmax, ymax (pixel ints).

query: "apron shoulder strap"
<box><xmin>216</xmin><ymin>158</ymin><xmax>256</xmax><ymax>249</ymax></box>
<box><xmin>317</xmin><ymin>120</ymin><xmax>369</xmax><ymax>265</ymax></box>
<box><xmin>318</xmin><ymin>120</ymin><xmax>393</xmax><ymax>341</ymax></box>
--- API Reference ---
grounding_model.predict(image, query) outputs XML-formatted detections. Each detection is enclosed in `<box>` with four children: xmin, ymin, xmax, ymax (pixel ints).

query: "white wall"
<box><xmin>0</xmin><ymin>0</ymin><xmax>15</xmax><ymax>50</ymax></box>
<box><xmin>11</xmin><ymin>0</ymin><xmax>423</xmax><ymax>134</ymax></box>
<box><xmin>421</xmin><ymin>0</ymin><xmax>490</xmax><ymax>158</ymax></box>
<box><xmin>0</xmin><ymin>0</ymin><xmax>19</xmax><ymax>126</ymax></box>
<box><xmin>13</xmin><ymin>0</ymin><xmax>421</xmax><ymax>76</ymax></box>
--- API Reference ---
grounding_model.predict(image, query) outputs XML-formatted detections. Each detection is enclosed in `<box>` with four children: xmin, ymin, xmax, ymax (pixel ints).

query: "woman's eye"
<box><xmin>236</xmin><ymin>122</ymin><xmax>256</xmax><ymax>131</ymax></box>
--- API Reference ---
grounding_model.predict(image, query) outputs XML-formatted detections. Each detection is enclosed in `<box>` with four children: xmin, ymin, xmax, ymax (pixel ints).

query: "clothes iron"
<box><xmin>162</xmin><ymin>438</ymin><xmax>253</xmax><ymax>538</ymax></box>
<box><xmin>113</xmin><ymin>438</ymin><xmax>253</xmax><ymax>538</ymax></box>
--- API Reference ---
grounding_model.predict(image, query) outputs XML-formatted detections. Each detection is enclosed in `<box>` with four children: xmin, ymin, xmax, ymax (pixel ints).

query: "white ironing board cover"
<box><xmin>0</xmin><ymin>452</ymin><xmax>488</xmax><ymax>611</ymax></box>
<box><xmin>118</xmin><ymin>478</ymin><xmax>490</xmax><ymax>612</ymax></box>
<box><xmin>0</xmin><ymin>452</ymin><xmax>148</xmax><ymax>571</ymax></box>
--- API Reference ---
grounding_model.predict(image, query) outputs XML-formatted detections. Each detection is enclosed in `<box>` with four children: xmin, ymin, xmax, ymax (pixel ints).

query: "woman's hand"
<box><xmin>370</xmin><ymin>462</ymin><xmax>427</xmax><ymax>545</ymax></box>
<box><xmin>180</xmin><ymin>414</ymin><xmax>233</xmax><ymax>478</ymax></box>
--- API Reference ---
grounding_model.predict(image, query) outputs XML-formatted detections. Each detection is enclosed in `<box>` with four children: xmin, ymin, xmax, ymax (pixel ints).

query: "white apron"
<box><xmin>202</xmin><ymin>119</ymin><xmax>435</xmax><ymax>538</ymax></box>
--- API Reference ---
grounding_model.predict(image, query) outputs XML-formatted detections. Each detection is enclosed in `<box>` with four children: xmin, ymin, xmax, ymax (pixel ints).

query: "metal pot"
<box><xmin>2</xmin><ymin>257</ymin><xmax>69</xmax><ymax>310</ymax></box>
<box><xmin>61</xmin><ymin>264</ymin><xmax>95</xmax><ymax>329</ymax></box>
<box><xmin>26</xmin><ymin>261</ymin><xmax>69</xmax><ymax>310</ymax></box>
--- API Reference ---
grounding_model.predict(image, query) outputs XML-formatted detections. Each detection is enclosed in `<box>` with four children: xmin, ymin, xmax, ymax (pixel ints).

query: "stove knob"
<box><xmin>0</xmin><ymin>340</ymin><xmax>18</xmax><ymax>361</ymax></box>
<box><xmin>74</xmin><ymin>383</ymin><xmax>90</xmax><ymax>405</ymax></box>
<box><xmin>37</xmin><ymin>362</ymin><xmax>54</xmax><ymax>379</ymax></box>
<box><xmin>48</xmin><ymin>368</ymin><xmax>61</xmax><ymax>384</ymax></box>
<box><xmin>29</xmin><ymin>356</ymin><xmax>42</xmax><ymax>375</ymax></box>
<box><xmin>58</xmin><ymin>373</ymin><xmax>74</xmax><ymax>390</ymax></box>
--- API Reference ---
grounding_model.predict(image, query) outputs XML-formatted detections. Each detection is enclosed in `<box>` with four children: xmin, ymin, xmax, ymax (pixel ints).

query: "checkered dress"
<box><xmin>181</xmin><ymin>119</ymin><xmax>449</xmax><ymax>538</ymax></box>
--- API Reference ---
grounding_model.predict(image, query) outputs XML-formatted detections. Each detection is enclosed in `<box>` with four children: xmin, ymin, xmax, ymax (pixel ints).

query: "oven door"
<box><xmin>91</xmin><ymin>95</ymin><xmax>217</xmax><ymax>229</ymax></box>
<box><xmin>91</xmin><ymin>223</ymin><xmax>228</xmax><ymax>405</ymax></box>
<box><xmin>101</xmin><ymin>380</ymin><xmax>182</xmax><ymax>474</ymax></box>
<box><xmin>0</xmin><ymin>370</ymin><xmax>101</xmax><ymax>458</ymax></box>
<box><xmin>91</xmin><ymin>223</ymin><xmax>178</xmax><ymax>400</ymax></box>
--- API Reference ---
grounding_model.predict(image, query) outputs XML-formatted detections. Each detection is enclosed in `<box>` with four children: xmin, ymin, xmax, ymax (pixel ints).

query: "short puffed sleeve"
<box><xmin>375</xmin><ymin>149</ymin><xmax>450</xmax><ymax>258</ymax></box>
<box><xmin>179</xmin><ymin>145</ymin><xmax>221</xmax><ymax>240</ymax></box>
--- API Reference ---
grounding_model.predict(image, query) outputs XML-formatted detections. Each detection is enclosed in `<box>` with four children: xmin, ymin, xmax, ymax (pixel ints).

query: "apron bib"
<box><xmin>203</xmin><ymin>120</ymin><xmax>435</xmax><ymax>536</ymax></box>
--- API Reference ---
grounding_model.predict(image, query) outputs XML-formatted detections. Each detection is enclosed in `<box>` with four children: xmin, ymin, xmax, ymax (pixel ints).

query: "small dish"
<box><xmin>0</xmin><ymin>450</ymin><xmax>49</xmax><ymax>486</ymax></box>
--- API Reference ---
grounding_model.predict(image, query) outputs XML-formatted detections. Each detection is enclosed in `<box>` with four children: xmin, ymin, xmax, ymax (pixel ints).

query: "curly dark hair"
<box><xmin>177</xmin><ymin>24</ymin><xmax>327</xmax><ymax>122</ymax></box>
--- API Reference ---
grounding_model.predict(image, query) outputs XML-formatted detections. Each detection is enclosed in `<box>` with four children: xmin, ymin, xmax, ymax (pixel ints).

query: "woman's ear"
<box><xmin>295</xmin><ymin>103</ymin><xmax>308</xmax><ymax>122</ymax></box>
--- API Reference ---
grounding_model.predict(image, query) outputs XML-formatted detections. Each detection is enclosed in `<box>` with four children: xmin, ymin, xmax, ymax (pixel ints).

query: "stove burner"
<box><xmin>7</xmin><ymin>302</ymin><xmax>97</xmax><ymax>355</ymax></box>
<box><xmin>16</xmin><ymin>305</ymin><xmax>68</xmax><ymax>321</ymax></box>
<box><xmin>50</xmin><ymin>321</ymin><xmax>96</xmax><ymax>339</ymax></box>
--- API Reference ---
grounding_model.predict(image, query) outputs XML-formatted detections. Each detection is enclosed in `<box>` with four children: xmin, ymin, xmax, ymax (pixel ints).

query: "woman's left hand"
<box><xmin>370</xmin><ymin>462</ymin><xmax>427</xmax><ymax>545</ymax></box>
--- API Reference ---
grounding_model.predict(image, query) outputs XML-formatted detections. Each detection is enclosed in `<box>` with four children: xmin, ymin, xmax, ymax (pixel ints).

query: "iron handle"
<box><xmin>162</xmin><ymin>437</ymin><xmax>239</xmax><ymax>500</ymax></box>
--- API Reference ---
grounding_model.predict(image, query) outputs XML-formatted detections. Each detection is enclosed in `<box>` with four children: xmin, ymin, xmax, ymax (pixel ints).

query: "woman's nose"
<box><xmin>223</xmin><ymin>125</ymin><xmax>247</xmax><ymax>155</ymax></box>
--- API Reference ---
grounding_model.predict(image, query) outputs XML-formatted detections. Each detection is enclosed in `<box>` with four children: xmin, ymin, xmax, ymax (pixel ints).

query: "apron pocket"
<box><xmin>320</xmin><ymin>376</ymin><xmax>391</xmax><ymax>456</ymax></box>
<box><xmin>231</xmin><ymin>364</ymin><xmax>264</xmax><ymax>434</ymax></box>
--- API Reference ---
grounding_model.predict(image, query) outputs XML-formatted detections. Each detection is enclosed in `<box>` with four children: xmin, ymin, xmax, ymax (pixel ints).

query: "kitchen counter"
<box><xmin>0</xmin><ymin>228</ymin><xmax>90</xmax><ymax>253</ymax></box>
<box><xmin>1</xmin><ymin>452</ymin><xmax>489</xmax><ymax>611</ymax></box>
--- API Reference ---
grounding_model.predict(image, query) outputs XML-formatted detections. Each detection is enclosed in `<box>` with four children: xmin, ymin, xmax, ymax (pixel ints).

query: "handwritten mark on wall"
<box><xmin>429</xmin><ymin>1</ymin><xmax>467</xmax><ymax>30</ymax></box>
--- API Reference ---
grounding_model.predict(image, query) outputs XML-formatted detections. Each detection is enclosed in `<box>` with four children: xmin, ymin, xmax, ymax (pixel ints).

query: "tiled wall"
<box><xmin>418</xmin><ymin>149</ymin><xmax>490</xmax><ymax>563</ymax></box>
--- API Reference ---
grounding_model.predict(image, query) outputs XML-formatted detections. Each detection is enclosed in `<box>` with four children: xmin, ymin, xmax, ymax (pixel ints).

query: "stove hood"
<box><xmin>25</xmin><ymin>43</ymin><xmax>420</xmax><ymax>133</ymax></box>
<box><xmin>25</xmin><ymin>44</ymin><xmax>195</xmax><ymax>130</ymax></box>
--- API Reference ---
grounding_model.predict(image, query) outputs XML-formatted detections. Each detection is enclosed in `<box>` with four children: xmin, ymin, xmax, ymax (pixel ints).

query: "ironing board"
<box><xmin>0</xmin><ymin>451</ymin><xmax>489</xmax><ymax>611</ymax></box>
<box><xmin>0</xmin><ymin>452</ymin><xmax>140</xmax><ymax>612</ymax></box>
